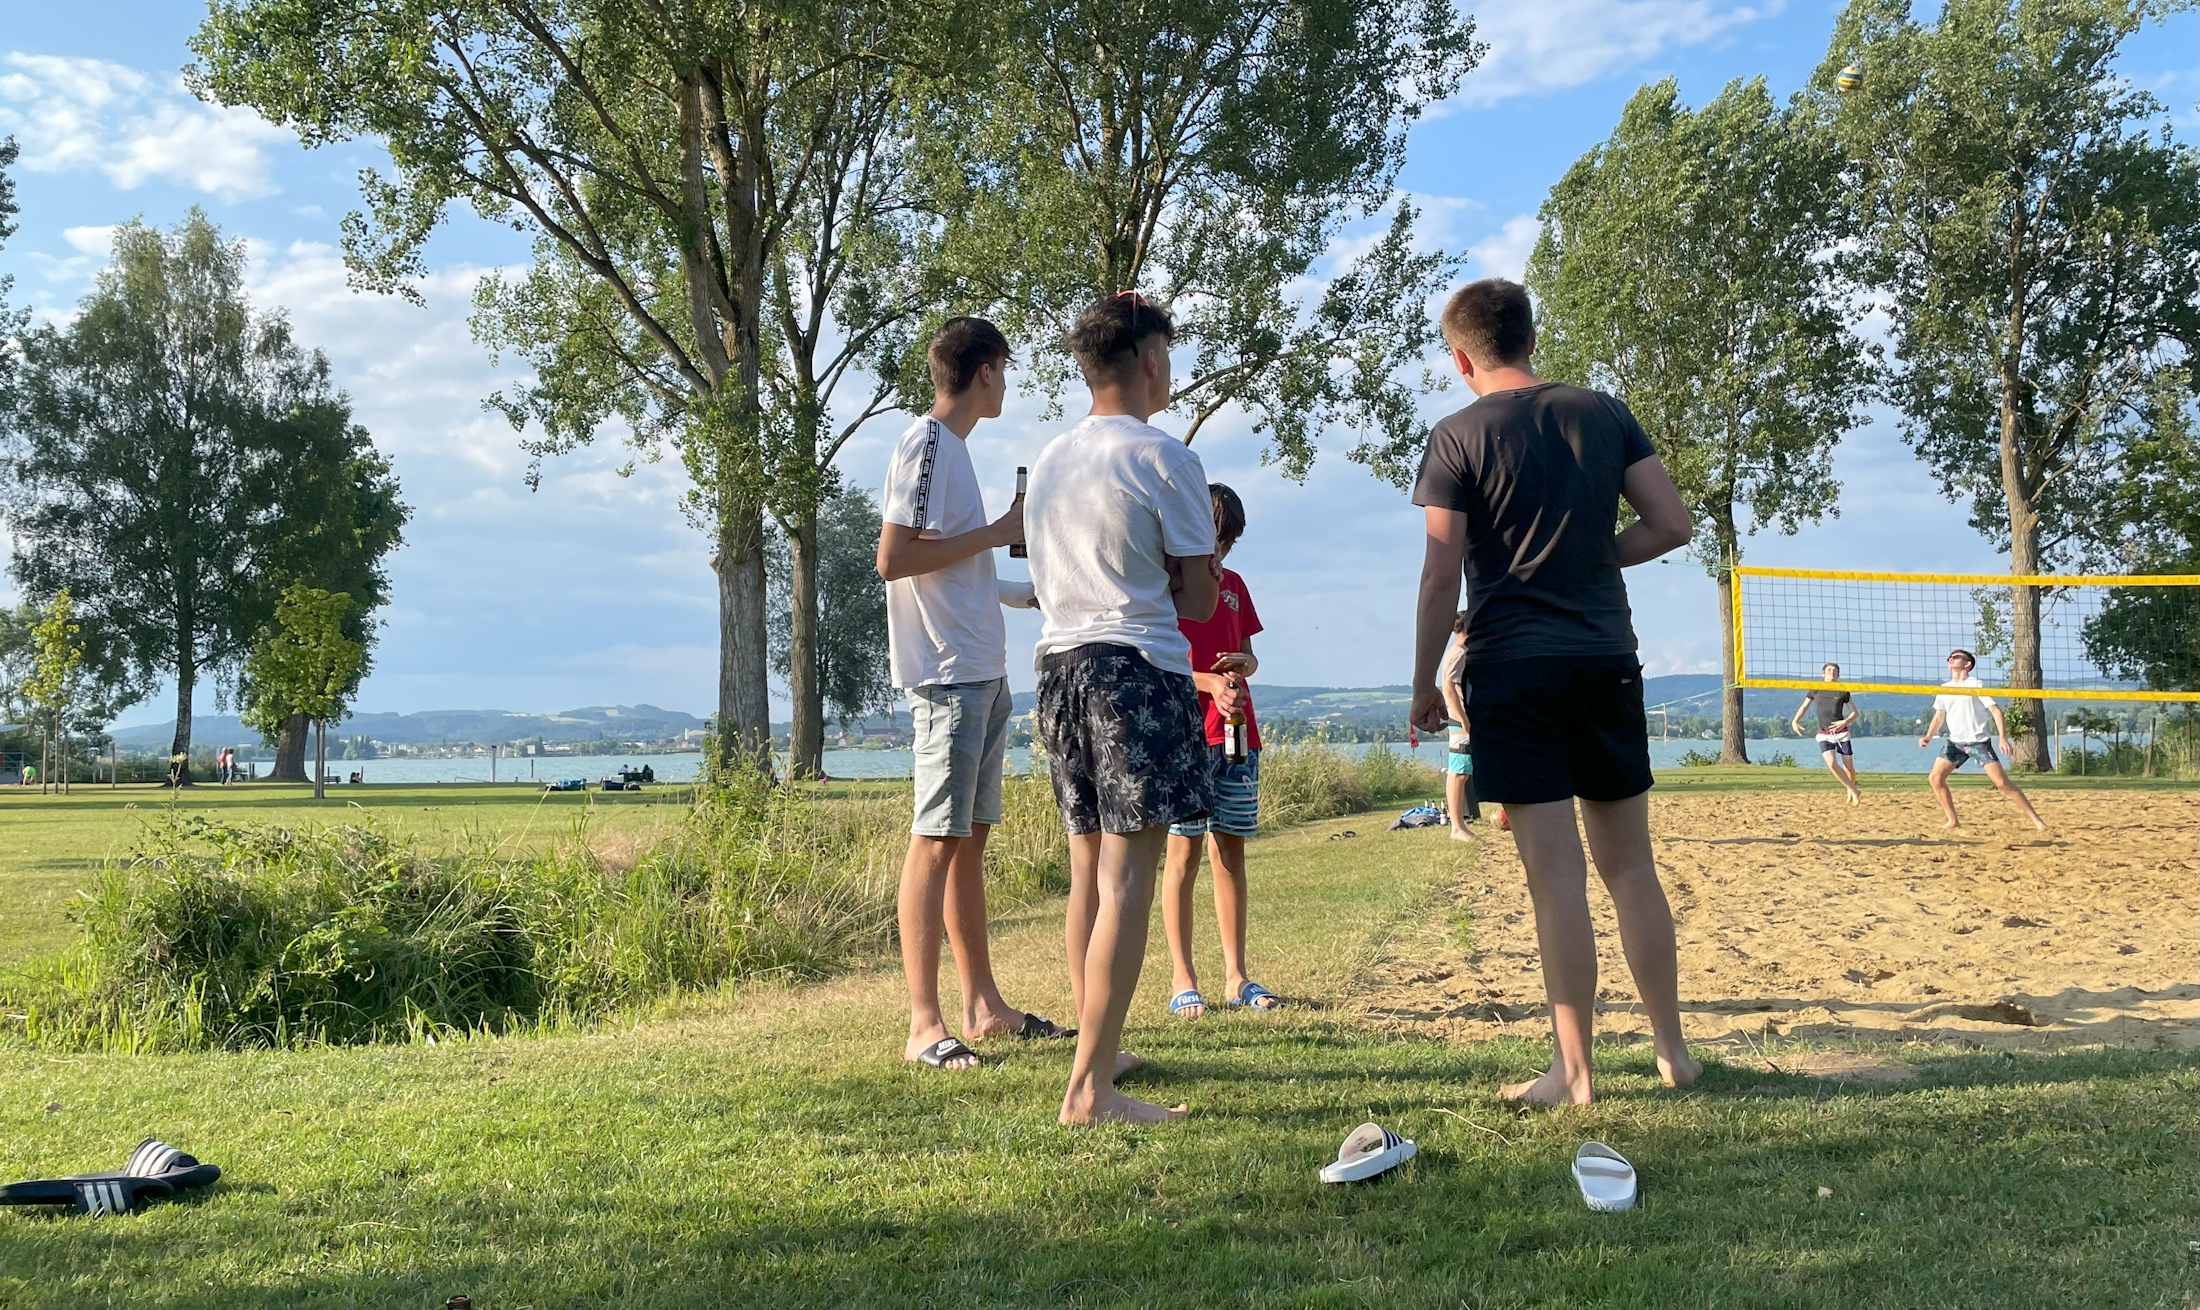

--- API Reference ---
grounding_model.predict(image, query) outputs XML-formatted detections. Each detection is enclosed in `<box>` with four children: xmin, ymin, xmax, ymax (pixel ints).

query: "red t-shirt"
<box><xmin>1177</xmin><ymin>567</ymin><xmax>1263</xmax><ymax>749</ymax></box>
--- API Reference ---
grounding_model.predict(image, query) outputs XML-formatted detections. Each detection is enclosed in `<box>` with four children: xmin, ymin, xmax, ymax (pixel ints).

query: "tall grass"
<box><xmin>1255</xmin><ymin>744</ymin><xmax>1440</xmax><ymax>831</ymax></box>
<box><xmin>1</xmin><ymin>765</ymin><xmax>1072</xmax><ymax>1053</ymax></box>
<box><xmin>2</xmin><ymin>749</ymin><xmax>1402</xmax><ymax>1052</ymax></box>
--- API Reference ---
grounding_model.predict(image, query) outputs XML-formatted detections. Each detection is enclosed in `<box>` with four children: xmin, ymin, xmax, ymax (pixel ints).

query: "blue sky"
<box><xmin>2</xmin><ymin>2</ymin><xmax>2193</xmax><ymax>725</ymax></box>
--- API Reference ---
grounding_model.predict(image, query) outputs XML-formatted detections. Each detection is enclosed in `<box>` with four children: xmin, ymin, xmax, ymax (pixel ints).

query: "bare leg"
<box><xmin>1447</xmin><ymin>769</ymin><xmax>1477</xmax><ymax>841</ymax></box>
<box><xmin>1981</xmin><ymin>761</ymin><xmax>2047</xmax><ymax>830</ymax></box>
<box><xmin>1580</xmin><ymin>793</ymin><xmax>1698</xmax><ymax>1089</ymax></box>
<box><xmin>1208</xmin><ymin>832</ymin><xmax>1267</xmax><ymax>1005</ymax></box>
<box><xmin>1834</xmin><ymin>752</ymin><xmax>1860</xmax><ymax>802</ymax></box>
<box><xmin>943</xmin><ymin>822</ymin><xmax>1026</xmax><ymax>1039</ymax></box>
<box><xmin>1061</xmin><ymin>826</ymin><xmax>1185</xmax><ymax>1125</ymax></box>
<box><xmin>1064</xmin><ymin>831</ymin><xmax>1102</xmax><ymax>1021</ymax></box>
<box><xmin>1497</xmin><ymin>800</ymin><xmax>1598</xmax><ymax>1106</ymax></box>
<box><xmin>1161</xmin><ymin>832</ymin><xmax>1205</xmax><ymax>1015</ymax></box>
<box><xmin>1927</xmin><ymin>758</ymin><xmax>1961</xmax><ymax>828</ymax></box>
<box><xmin>899</xmin><ymin>834</ymin><xmax>974</xmax><ymax>1067</ymax></box>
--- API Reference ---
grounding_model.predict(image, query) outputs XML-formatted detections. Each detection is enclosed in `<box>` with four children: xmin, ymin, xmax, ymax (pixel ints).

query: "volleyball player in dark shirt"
<box><xmin>1790</xmin><ymin>662</ymin><xmax>1861</xmax><ymax>802</ymax></box>
<box><xmin>1409</xmin><ymin>279</ymin><xmax>1701</xmax><ymax>1106</ymax></box>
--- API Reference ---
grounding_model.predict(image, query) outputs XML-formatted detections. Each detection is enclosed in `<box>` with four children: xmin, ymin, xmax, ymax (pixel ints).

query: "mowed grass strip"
<box><xmin>3</xmin><ymin>791</ymin><xmax>2195</xmax><ymax>1307</ymax></box>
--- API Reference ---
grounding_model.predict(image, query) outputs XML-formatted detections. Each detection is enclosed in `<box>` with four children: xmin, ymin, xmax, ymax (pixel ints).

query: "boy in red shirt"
<box><xmin>1160</xmin><ymin>484</ymin><xmax>1281</xmax><ymax>1018</ymax></box>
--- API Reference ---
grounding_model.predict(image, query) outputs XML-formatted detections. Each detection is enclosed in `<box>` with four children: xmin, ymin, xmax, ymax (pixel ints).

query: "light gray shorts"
<box><xmin>908</xmin><ymin>677</ymin><xmax>1012</xmax><ymax>837</ymax></box>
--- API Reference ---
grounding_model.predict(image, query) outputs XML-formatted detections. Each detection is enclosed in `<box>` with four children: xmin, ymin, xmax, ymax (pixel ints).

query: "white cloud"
<box><xmin>61</xmin><ymin>224</ymin><xmax>114</xmax><ymax>255</ymax></box>
<box><xmin>1467</xmin><ymin>214</ymin><xmax>1540</xmax><ymax>282</ymax></box>
<box><xmin>0</xmin><ymin>52</ymin><xmax>289</xmax><ymax>198</ymax></box>
<box><xmin>1454</xmin><ymin>0</ymin><xmax>1773</xmax><ymax>107</ymax></box>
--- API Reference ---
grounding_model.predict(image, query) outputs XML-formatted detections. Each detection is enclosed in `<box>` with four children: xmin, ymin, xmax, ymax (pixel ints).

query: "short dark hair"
<box><xmin>1067</xmin><ymin>292</ymin><xmax>1174</xmax><ymax>385</ymax></box>
<box><xmin>1440</xmin><ymin>279</ymin><xmax>1535</xmax><ymax>367</ymax></box>
<box><xmin>928</xmin><ymin>317</ymin><xmax>1012</xmax><ymax>396</ymax></box>
<box><xmin>1947</xmin><ymin>649</ymin><xmax>1976</xmax><ymax>669</ymax></box>
<box><xmin>1210</xmin><ymin>482</ymin><xmax>1246</xmax><ymax>551</ymax></box>
<box><xmin>1823</xmin><ymin>662</ymin><xmax>1841</xmax><ymax>675</ymax></box>
<box><xmin>1452</xmin><ymin>610</ymin><xmax>1469</xmax><ymax>634</ymax></box>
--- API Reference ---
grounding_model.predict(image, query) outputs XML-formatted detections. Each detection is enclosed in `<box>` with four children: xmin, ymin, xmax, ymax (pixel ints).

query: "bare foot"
<box><xmin>1943</xmin><ymin>819</ymin><xmax>1961</xmax><ymax>830</ymax></box>
<box><xmin>2030</xmin><ymin>816</ymin><xmax>2048</xmax><ymax>831</ymax></box>
<box><xmin>1451</xmin><ymin>826</ymin><xmax>1478</xmax><ymax>843</ymax></box>
<box><xmin>1061</xmin><ymin>1086</ymin><xmax>1188</xmax><ymax>1125</ymax></box>
<box><xmin>1114</xmin><ymin>1050</ymin><xmax>1143</xmax><ymax>1080</ymax></box>
<box><xmin>1658</xmin><ymin>1050</ymin><xmax>1703</xmax><ymax>1089</ymax></box>
<box><xmin>1497</xmin><ymin>1066</ymin><xmax>1592</xmax><ymax>1106</ymax></box>
<box><xmin>962</xmin><ymin>1005</ymin><xmax>1026</xmax><ymax>1042</ymax></box>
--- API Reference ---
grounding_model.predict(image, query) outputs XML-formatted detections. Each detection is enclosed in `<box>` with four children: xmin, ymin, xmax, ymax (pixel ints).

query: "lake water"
<box><xmin>333</xmin><ymin>731</ymin><xmax>2084</xmax><ymax>785</ymax></box>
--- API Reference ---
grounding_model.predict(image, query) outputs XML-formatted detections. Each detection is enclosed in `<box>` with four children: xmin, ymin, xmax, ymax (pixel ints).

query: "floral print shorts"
<box><xmin>1036</xmin><ymin>644</ymin><xmax>1213</xmax><ymax>836</ymax></box>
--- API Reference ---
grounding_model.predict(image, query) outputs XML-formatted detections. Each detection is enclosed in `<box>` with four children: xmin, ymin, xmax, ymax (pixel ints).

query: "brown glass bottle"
<box><xmin>1008</xmin><ymin>466</ymin><xmax>1028</xmax><ymax>558</ymax></box>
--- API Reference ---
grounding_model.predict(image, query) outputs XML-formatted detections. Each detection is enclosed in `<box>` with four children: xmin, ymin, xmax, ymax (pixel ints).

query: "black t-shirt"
<box><xmin>1411</xmin><ymin>382</ymin><xmax>1658</xmax><ymax>662</ymax></box>
<box><xmin>1808</xmin><ymin>689</ymin><xmax>1853</xmax><ymax>732</ymax></box>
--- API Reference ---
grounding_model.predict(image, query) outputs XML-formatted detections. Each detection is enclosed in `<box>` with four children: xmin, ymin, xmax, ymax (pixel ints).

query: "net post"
<box><xmin>1729</xmin><ymin>568</ymin><xmax>1745</xmax><ymax>689</ymax></box>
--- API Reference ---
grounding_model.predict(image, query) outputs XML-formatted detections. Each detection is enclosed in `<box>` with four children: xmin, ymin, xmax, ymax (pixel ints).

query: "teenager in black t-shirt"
<box><xmin>1409</xmin><ymin>278</ymin><xmax>1700</xmax><ymax>1106</ymax></box>
<box><xmin>1789</xmin><ymin>661</ymin><xmax>1861</xmax><ymax>803</ymax></box>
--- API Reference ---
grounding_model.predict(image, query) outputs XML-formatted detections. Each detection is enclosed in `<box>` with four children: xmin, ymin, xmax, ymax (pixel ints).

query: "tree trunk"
<box><xmin>788</xmin><ymin>504</ymin><xmax>824</xmax><ymax>780</ymax></box>
<box><xmin>272</xmin><ymin>712</ymin><xmax>309</xmax><ymax>782</ymax></box>
<box><xmin>714</xmin><ymin>495</ymin><xmax>775</xmax><ymax>773</ymax></box>
<box><xmin>1999</xmin><ymin>401</ymin><xmax>2052</xmax><ymax>771</ymax></box>
<box><xmin>170</xmin><ymin>656</ymin><xmax>195</xmax><ymax>786</ymax></box>
<box><xmin>312</xmin><ymin>719</ymin><xmax>327</xmax><ymax>800</ymax></box>
<box><xmin>1716</xmin><ymin>568</ymin><xmax>1749</xmax><ymax>764</ymax></box>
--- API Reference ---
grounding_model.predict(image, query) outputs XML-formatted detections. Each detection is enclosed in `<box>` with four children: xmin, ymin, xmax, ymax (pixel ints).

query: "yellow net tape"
<box><xmin>1730</xmin><ymin>567</ymin><xmax>2200</xmax><ymax>704</ymax></box>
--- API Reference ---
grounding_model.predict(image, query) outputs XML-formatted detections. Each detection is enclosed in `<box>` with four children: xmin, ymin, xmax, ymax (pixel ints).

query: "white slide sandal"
<box><xmin>1572</xmin><ymin>1141</ymin><xmax>1638</xmax><ymax>1211</ymax></box>
<box><xmin>1319</xmin><ymin>1122</ymin><xmax>1416</xmax><ymax>1184</ymax></box>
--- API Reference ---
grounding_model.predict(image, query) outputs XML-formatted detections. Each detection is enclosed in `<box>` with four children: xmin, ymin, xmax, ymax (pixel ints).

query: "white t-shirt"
<box><xmin>1935</xmin><ymin>676</ymin><xmax>1999</xmax><ymax>743</ymax></box>
<box><xmin>1026</xmin><ymin>414</ymin><xmax>1216</xmax><ymax>676</ymax></box>
<box><xmin>880</xmin><ymin>416</ymin><xmax>1008</xmax><ymax>689</ymax></box>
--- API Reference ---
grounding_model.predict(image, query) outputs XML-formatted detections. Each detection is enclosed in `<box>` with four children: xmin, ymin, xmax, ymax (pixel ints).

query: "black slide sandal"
<box><xmin>1015</xmin><ymin>1013</ymin><xmax>1075</xmax><ymax>1041</ymax></box>
<box><xmin>1</xmin><ymin>1138</ymin><xmax>221</xmax><ymax>1216</ymax></box>
<box><xmin>915</xmin><ymin>1037</ymin><xmax>982</xmax><ymax>1069</ymax></box>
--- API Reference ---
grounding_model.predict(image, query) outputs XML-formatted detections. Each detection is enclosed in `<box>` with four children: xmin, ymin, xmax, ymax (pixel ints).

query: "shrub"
<box><xmin>1676</xmin><ymin>748</ymin><xmax>1722</xmax><ymax>767</ymax></box>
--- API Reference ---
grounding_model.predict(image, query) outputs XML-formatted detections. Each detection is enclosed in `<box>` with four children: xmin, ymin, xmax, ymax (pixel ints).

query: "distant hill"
<box><xmin>112</xmin><ymin>704</ymin><xmax>711</xmax><ymax>751</ymax></box>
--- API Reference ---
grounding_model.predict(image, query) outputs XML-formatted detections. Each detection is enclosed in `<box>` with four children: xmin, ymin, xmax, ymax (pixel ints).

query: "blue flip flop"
<box><xmin>1229</xmin><ymin>981</ymin><xmax>1281</xmax><ymax>1010</ymax></box>
<box><xmin>1169</xmin><ymin>988</ymin><xmax>1206</xmax><ymax>1019</ymax></box>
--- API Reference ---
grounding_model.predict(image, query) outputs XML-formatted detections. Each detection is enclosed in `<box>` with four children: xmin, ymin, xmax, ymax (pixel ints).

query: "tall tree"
<box><xmin>242</xmin><ymin>584</ymin><xmax>366</xmax><ymax>800</ymax></box>
<box><xmin>196</xmin><ymin>0</ymin><xmax>955</xmax><ymax>769</ymax></box>
<box><xmin>257</xmin><ymin>419</ymin><xmax>408</xmax><ymax>782</ymax></box>
<box><xmin>1822</xmin><ymin>0</ymin><xmax>2200</xmax><ymax>768</ymax></box>
<box><xmin>922</xmin><ymin>0</ymin><xmax>1479</xmax><ymax>483</ymax></box>
<box><xmin>1529</xmin><ymin>78</ymin><xmax>1870</xmax><ymax>762</ymax></box>
<box><xmin>2</xmin><ymin>213</ymin><xmax>358</xmax><ymax>781</ymax></box>
<box><xmin>0</xmin><ymin>136</ymin><xmax>21</xmax><ymax>417</ymax></box>
<box><xmin>766</xmin><ymin>485</ymin><xmax>893</xmax><ymax>742</ymax></box>
<box><xmin>2080</xmin><ymin>376</ymin><xmax>2199</xmax><ymax>694</ymax></box>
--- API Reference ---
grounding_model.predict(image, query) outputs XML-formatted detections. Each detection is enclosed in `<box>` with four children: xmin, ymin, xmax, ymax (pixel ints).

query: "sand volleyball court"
<box><xmin>1360</xmin><ymin>785</ymin><xmax>2197</xmax><ymax>1053</ymax></box>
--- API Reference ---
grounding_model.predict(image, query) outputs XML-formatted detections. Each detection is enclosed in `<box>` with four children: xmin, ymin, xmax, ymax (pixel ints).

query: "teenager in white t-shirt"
<box><xmin>1917</xmin><ymin>648</ymin><xmax>2047</xmax><ymax>830</ymax></box>
<box><xmin>1027</xmin><ymin>292</ymin><xmax>1218</xmax><ymax>1126</ymax></box>
<box><xmin>875</xmin><ymin>317</ymin><xmax>1065</xmax><ymax>1072</ymax></box>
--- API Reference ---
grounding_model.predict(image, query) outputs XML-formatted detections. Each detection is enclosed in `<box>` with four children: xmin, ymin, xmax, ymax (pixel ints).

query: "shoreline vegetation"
<box><xmin>0</xmin><ymin>745</ymin><xmax>1439</xmax><ymax>1053</ymax></box>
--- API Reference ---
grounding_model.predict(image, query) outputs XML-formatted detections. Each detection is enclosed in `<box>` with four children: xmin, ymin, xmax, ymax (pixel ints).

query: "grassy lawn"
<box><xmin>1</xmin><ymin>781</ymin><xmax>2194</xmax><ymax>1307</ymax></box>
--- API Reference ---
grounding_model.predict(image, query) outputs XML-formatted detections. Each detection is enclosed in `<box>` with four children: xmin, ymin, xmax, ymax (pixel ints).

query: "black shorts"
<box><xmin>1036</xmin><ymin>644</ymin><xmax>1213</xmax><ymax>836</ymax></box>
<box><xmin>1816</xmin><ymin>733</ymin><xmax>1853</xmax><ymax>756</ymax></box>
<box><xmin>1464</xmin><ymin>654</ymin><xmax>1653</xmax><ymax>805</ymax></box>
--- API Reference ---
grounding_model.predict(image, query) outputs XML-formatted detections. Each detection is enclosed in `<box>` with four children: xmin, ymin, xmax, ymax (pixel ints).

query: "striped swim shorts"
<box><xmin>1170</xmin><ymin>747</ymin><xmax>1260</xmax><ymax>839</ymax></box>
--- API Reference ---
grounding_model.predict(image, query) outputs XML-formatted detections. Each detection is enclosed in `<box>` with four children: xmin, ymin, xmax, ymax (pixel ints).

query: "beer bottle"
<box><xmin>1008</xmin><ymin>466</ymin><xmax>1028</xmax><ymax>558</ymax></box>
<box><xmin>1223</xmin><ymin>675</ymin><xmax>1249</xmax><ymax>766</ymax></box>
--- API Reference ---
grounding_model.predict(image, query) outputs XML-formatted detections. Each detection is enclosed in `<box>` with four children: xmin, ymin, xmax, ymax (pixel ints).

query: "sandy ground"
<box><xmin>1356</xmin><ymin>786</ymin><xmax>2198</xmax><ymax>1053</ymax></box>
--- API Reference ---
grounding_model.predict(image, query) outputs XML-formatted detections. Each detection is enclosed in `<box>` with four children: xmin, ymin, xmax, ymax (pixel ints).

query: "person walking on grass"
<box><xmin>1408</xmin><ymin>278</ymin><xmax>1701</xmax><ymax>1107</ymax></box>
<box><xmin>876</xmin><ymin>316</ymin><xmax>1065</xmax><ymax>1073</ymax></box>
<box><xmin>1439</xmin><ymin>612</ymin><xmax>1481</xmax><ymax>842</ymax></box>
<box><xmin>1027</xmin><ymin>292</ymin><xmax>1218</xmax><ymax>1125</ymax></box>
<box><xmin>1161</xmin><ymin>482</ymin><xmax>1282</xmax><ymax>1021</ymax></box>
<box><xmin>1792</xmin><ymin>663</ymin><xmax>1862</xmax><ymax>804</ymax></box>
<box><xmin>1918</xmin><ymin>649</ymin><xmax>2047</xmax><ymax>831</ymax></box>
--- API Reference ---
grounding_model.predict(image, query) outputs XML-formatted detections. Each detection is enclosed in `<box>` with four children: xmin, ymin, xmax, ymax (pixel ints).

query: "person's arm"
<box><xmin>1167</xmin><ymin>553</ymin><xmax>1220</xmax><ymax>622</ymax></box>
<box><xmin>996</xmin><ymin>578</ymin><xmax>1038</xmax><ymax>610</ymax></box>
<box><xmin>1411</xmin><ymin>506</ymin><xmax>1469</xmax><ymax>734</ymax></box>
<box><xmin>1615</xmin><ymin>456</ymin><xmax>1693</xmax><ymax>567</ymax></box>
<box><xmin>1837</xmin><ymin>698</ymin><xmax>1858</xmax><ymax>731</ymax></box>
<box><xmin>1791</xmin><ymin>696</ymin><xmax>1812</xmax><ymax>736</ymax></box>
<box><xmin>876</xmin><ymin>499</ymin><xmax>1022</xmax><ymax>582</ymax></box>
<box><xmin>1442</xmin><ymin>670</ymin><xmax>1469</xmax><ymax>727</ymax></box>
<box><xmin>1918</xmin><ymin>706</ymin><xmax>1946</xmax><ymax>746</ymax></box>
<box><xmin>1987</xmin><ymin>701</ymin><xmax>2011</xmax><ymax>749</ymax></box>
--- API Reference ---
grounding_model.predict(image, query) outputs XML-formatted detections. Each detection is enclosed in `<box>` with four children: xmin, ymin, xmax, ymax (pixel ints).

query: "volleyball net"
<box><xmin>1730</xmin><ymin>568</ymin><xmax>2200</xmax><ymax>703</ymax></box>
